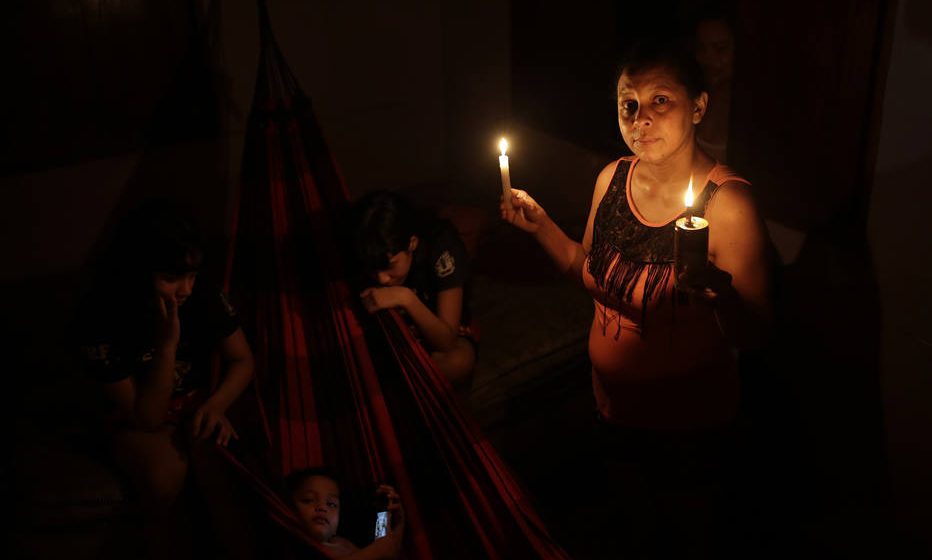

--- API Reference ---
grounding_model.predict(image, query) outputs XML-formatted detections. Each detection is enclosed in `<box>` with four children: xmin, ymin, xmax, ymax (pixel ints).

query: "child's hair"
<box><xmin>93</xmin><ymin>198</ymin><xmax>204</xmax><ymax>302</ymax></box>
<box><xmin>283</xmin><ymin>466</ymin><xmax>343</xmax><ymax>499</ymax></box>
<box><xmin>102</xmin><ymin>198</ymin><xmax>204</xmax><ymax>280</ymax></box>
<box><xmin>350</xmin><ymin>190</ymin><xmax>423</xmax><ymax>274</ymax></box>
<box><xmin>692</xmin><ymin>0</ymin><xmax>737</xmax><ymax>33</ymax></box>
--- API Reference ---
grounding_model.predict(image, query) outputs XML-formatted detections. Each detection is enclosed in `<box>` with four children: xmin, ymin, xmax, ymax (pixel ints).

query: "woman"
<box><xmin>78</xmin><ymin>199</ymin><xmax>256</xmax><ymax>559</ymax></box>
<box><xmin>501</xmin><ymin>41</ymin><xmax>771</xmax><ymax>556</ymax></box>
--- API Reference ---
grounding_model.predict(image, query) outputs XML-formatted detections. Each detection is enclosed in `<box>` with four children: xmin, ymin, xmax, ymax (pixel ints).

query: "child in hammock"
<box><xmin>285</xmin><ymin>467</ymin><xmax>405</xmax><ymax>559</ymax></box>
<box><xmin>349</xmin><ymin>190</ymin><xmax>477</xmax><ymax>390</ymax></box>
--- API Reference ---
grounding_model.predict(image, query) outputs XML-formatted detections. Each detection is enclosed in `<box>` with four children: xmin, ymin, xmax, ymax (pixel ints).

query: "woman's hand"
<box><xmin>677</xmin><ymin>261</ymin><xmax>736</xmax><ymax>303</ymax></box>
<box><xmin>155</xmin><ymin>296</ymin><xmax>181</xmax><ymax>348</ymax></box>
<box><xmin>191</xmin><ymin>399</ymin><xmax>239</xmax><ymax>446</ymax></box>
<box><xmin>500</xmin><ymin>189</ymin><xmax>548</xmax><ymax>234</ymax></box>
<box><xmin>360</xmin><ymin>287</ymin><xmax>414</xmax><ymax>314</ymax></box>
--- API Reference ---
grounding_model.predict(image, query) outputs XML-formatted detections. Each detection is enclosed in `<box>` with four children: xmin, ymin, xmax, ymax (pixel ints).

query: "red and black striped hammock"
<box><xmin>218</xmin><ymin>3</ymin><xmax>568</xmax><ymax>558</ymax></box>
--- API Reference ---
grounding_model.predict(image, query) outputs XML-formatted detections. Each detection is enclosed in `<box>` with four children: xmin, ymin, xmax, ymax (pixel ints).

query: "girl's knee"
<box><xmin>432</xmin><ymin>339</ymin><xmax>476</xmax><ymax>388</ymax></box>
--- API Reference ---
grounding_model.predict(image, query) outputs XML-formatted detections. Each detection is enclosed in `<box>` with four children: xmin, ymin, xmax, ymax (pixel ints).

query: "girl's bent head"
<box><xmin>351</xmin><ymin>190</ymin><xmax>421</xmax><ymax>281</ymax></box>
<box><xmin>105</xmin><ymin>199</ymin><xmax>204</xmax><ymax>303</ymax></box>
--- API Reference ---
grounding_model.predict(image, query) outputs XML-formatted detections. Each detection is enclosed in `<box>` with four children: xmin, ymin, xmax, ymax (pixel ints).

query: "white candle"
<box><xmin>683</xmin><ymin>175</ymin><xmax>694</xmax><ymax>226</ymax></box>
<box><xmin>499</xmin><ymin>137</ymin><xmax>512</xmax><ymax>209</ymax></box>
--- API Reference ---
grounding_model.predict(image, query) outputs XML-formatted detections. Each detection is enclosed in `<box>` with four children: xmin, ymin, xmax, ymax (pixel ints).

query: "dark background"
<box><xmin>2</xmin><ymin>0</ymin><xmax>930</xmax><ymax>557</ymax></box>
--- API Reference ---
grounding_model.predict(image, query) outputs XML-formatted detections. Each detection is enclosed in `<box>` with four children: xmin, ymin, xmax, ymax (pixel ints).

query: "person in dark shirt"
<box><xmin>349</xmin><ymin>190</ymin><xmax>476</xmax><ymax>390</ymax></box>
<box><xmin>693</xmin><ymin>5</ymin><xmax>737</xmax><ymax>163</ymax></box>
<box><xmin>77</xmin><ymin>199</ymin><xmax>255</xmax><ymax>559</ymax></box>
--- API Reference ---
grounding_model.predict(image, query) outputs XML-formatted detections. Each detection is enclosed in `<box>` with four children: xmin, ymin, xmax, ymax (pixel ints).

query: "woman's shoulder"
<box><xmin>708</xmin><ymin>162</ymin><xmax>751</xmax><ymax>188</ymax></box>
<box><xmin>706</xmin><ymin>163</ymin><xmax>754</xmax><ymax>214</ymax></box>
<box><xmin>599</xmin><ymin>156</ymin><xmax>634</xmax><ymax>177</ymax></box>
<box><xmin>705</xmin><ymin>170</ymin><xmax>760</xmax><ymax>229</ymax></box>
<box><xmin>594</xmin><ymin>156</ymin><xmax>634</xmax><ymax>198</ymax></box>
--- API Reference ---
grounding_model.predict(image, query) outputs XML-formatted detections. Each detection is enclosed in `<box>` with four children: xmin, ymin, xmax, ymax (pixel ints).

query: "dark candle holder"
<box><xmin>674</xmin><ymin>216</ymin><xmax>709</xmax><ymax>290</ymax></box>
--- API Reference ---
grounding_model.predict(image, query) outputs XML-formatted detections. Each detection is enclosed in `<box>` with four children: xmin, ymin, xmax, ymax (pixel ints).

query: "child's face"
<box><xmin>372</xmin><ymin>236</ymin><xmax>418</xmax><ymax>287</ymax></box>
<box><xmin>153</xmin><ymin>271</ymin><xmax>197</xmax><ymax>306</ymax></box>
<box><xmin>293</xmin><ymin>476</ymin><xmax>341</xmax><ymax>543</ymax></box>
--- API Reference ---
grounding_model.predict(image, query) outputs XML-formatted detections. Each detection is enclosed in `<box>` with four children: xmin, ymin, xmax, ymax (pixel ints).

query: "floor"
<box><xmin>7</xmin><ymin>355</ymin><xmax>920</xmax><ymax>560</ymax></box>
<box><xmin>5</xmin><ymin>237</ymin><xmax>921</xmax><ymax>559</ymax></box>
<box><xmin>480</xmin><ymin>358</ymin><xmax>917</xmax><ymax>560</ymax></box>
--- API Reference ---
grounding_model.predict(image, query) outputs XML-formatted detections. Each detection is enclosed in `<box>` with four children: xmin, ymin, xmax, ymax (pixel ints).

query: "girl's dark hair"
<box><xmin>93</xmin><ymin>198</ymin><xmax>204</xmax><ymax>303</ymax></box>
<box><xmin>617</xmin><ymin>38</ymin><xmax>707</xmax><ymax>100</ymax></box>
<box><xmin>350</xmin><ymin>190</ymin><xmax>422</xmax><ymax>274</ymax></box>
<box><xmin>284</xmin><ymin>466</ymin><xmax>342</xmax><ymax>498</ymax></box>
<box><xmin>108</xmin><ymin>198</ymin><xmax>204</xmax><ymax>278</ymax></box>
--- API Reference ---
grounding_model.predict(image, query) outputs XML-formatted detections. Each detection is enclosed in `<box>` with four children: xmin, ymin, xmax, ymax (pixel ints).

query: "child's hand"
<box><xmin>374</xmin><ymin>484</ymin><xmax>404</xmax><ymax>559</ymax></box>
<box><xmin>377</xmin><ymin>484</ymin><xmax>405</xmax><ymax>532</ymax></box>
<box><xmin>360</xmin><ymin>287</ymin><xmax>413</xmax><ymax>314</ymax></box>
<box><xmin>191</xmin><ymin>399</ymin><xmax>239</xmax><ymax>446</ymax></box>
<box><xmin>500</xmin><ymin>188</ymin><xmax>547</xmax><ymax>234</ymax></box>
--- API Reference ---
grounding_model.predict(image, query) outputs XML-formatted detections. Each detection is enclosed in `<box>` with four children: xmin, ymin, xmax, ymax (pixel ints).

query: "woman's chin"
<box><xmin>635</xmin><ymin>150</ymin><xmax>664</xmax><ymax>164</ymax></box>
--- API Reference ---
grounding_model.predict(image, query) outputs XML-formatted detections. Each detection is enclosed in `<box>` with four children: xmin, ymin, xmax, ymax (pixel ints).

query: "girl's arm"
<box><xmin>359</xmin><ymin>286</ymin><xmax>461</xmax><ymax>352</ymax></box>
<box><xmin>103</xmin><ymin>297</ymin><xmax>180</xmax><ymax>430</ymax></box>
<box><xmin>191</xmin><ymin>327</ymin><xmax>255</xmax><ymax>445</ymax></box>
<box><xmin>202</xmin><ymin>328</ymin><xmax>254</xmax><ymax>411</ymax></box>
<box><xmin>402</xmin><ymin>286</ymin><xmax>462</xmax><ymax>351</ymax></box>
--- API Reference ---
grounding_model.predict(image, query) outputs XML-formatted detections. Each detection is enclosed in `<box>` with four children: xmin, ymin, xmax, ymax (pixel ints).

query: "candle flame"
<box><xmin>499</xmin><ymin>137</ymin><xmax>509</xmax><ymax>156</ymax></box>
<box><xmin>684</xmin><ymin>176</ymin><xmax>694</xmax><ymax>208</ymax></box>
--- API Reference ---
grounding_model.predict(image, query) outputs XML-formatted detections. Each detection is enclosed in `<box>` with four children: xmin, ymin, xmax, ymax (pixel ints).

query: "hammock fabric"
<box><xmin>220</xmin><ymin>2</ymin><xmax>570</xmax><ymax>558</ymax></box>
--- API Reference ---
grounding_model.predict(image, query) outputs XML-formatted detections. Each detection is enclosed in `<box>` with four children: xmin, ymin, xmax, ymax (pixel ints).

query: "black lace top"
<box><xmin>587</xmin><ymin>158</ymin><xmax>720</xmax><ymax>332</ymax></box>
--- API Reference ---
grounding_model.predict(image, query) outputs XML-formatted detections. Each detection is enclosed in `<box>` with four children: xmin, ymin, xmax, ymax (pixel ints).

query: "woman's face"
<box><xmin>617</xmin><ymin>66</ymin><xmax>706</xmax><ymax>164</ymax></box>
<box><xmin>293</xmin><ymin>476</ymin><xmax>341</xmax><ymax>543</ymax></box>
<box><xmin>695</xmin><ymin>19</ymin><xmax>735</xmax><ymax>88</ymax></box>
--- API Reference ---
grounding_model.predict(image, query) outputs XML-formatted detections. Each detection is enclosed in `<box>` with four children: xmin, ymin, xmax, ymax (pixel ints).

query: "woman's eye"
<box><xmin>620</xmin><ymin>100</ymin><xmax>637</xmax><ymax>113</ymax></box>
<box><xmin>328</xmin><ymin>502</ymin><xmax>338</xmax><ymax>509</ymax></box>
<box><xmin>655</xmin><ymin>96</ymin><xmax>669</xmax><ymax>105</ymax></box>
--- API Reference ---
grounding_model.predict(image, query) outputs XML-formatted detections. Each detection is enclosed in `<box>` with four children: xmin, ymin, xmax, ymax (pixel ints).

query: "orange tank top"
<box><xmin>582</xmin><ymin>157</ymin><xmax>749</xmax><ymax>430</ymax></box>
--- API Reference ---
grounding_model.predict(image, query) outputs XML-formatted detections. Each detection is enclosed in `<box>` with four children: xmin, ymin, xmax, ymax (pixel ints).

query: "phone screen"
<box><xmin>374</xmin><ymin>511</ymin><xmax>389</xmax><ymax>539</ymax></box>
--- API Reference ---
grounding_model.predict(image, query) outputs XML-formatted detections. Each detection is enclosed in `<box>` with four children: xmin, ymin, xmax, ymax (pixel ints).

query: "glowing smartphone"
<box><xmin>374</xmin><ymin>510</ymin><xmax>390</xmax><ymax>539</ymax></box>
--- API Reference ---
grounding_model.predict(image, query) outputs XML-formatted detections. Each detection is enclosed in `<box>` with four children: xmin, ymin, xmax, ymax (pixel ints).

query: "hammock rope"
<box><xmin>221</xmin><ymin>2</ymin><xmax>570</xmax><ymax>557</ymax></box>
